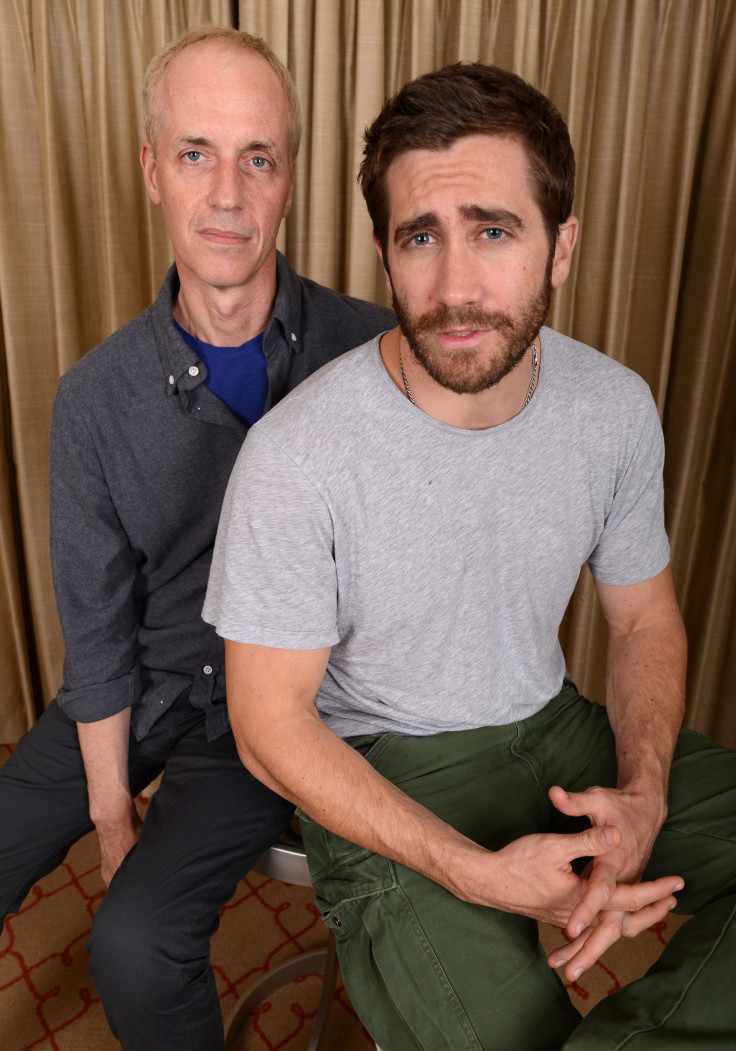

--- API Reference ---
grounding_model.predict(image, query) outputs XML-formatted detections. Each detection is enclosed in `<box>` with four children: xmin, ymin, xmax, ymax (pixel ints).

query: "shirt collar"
<box><xmin>151</xmin><ymin>266</ymin><xmax>202</xmax><ymax>396</ymax></box>
<box><xmin>269</xmin><ymin>251</ymin><xmax>305</xmax><ymax>354</ymax></box>
<box><xmin>152</xmin><ymin>253</ymin><xmax>304</xmax><ymax>396</ymax></box>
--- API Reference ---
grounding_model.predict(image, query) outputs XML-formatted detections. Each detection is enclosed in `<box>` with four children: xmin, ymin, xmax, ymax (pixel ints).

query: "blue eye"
<box><xmin>184</xmin><ymin>151</ymin><xmax>203</xmax><ymax>162</ymax></box>
<box><xmin>482</xmin><ymin>228</ymin><xmax>505</xmax><ymax>240</ymax></box>
<box><xmin>251</xmin><ymin>156</ymin><xmax>269</xmax><ymax>168</ymax></box>
<box><xmin>412</xmin><ymin>232</ymin><xmax>434</xmax><ymax>245</ymax></box>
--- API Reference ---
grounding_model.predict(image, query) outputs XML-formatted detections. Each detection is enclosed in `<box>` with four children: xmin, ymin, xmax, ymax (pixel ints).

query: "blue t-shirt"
<box><xmin>173</xmin><ymin>319</ymin><xmax>268</xmax><ymax>427</ymax></box>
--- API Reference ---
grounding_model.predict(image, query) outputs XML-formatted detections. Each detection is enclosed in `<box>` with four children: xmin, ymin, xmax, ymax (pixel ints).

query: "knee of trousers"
<box><xmin>87</xmin><ymin>882</ymin><xmax>204</xmax><ymax>1012</ymax></box>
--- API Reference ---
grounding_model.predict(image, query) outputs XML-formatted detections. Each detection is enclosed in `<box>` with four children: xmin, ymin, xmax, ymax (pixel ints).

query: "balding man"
<box><xmin>0</xmin><ymin>25</ymin><xmax>393</xmax><ymax>1051</ymax></box>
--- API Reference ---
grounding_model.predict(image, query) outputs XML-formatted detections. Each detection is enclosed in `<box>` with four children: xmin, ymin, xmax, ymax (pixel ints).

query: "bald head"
<box><xmin>143</xmin><ymin>25</ymin><xmax>301</xmax><ymax>169</ymax></box>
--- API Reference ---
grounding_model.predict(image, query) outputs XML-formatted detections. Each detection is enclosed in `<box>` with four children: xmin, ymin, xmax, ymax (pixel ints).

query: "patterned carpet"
<box><xmin>0</xmin><ymin>742</ymin><xmax>687</xmax><ymax>1050</ymax></box>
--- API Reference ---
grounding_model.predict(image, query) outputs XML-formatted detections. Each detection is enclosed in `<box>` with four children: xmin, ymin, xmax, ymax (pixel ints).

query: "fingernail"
<box><xmin>571</xmin><ymin>922</ymin><xmax>583</xmax><ymax>937</ymax></box>
<box><xmin>670</xmin><ymin>900</ymin><xmax>677</xmax><ymax>911</ymax></box>
<box><xmin>674</xmin><ymin>881</ymin><xmax>684</xmax><ymax>892</ymax></box>
<box><xmin>572</xmin><ymin>967</ymin><xmax>583</xmax><ymax>981</ymax></box>
<box><xmin>600</xmin><ymin>826</ymin><xmax>614</xmax><ymax>846</ymax></box>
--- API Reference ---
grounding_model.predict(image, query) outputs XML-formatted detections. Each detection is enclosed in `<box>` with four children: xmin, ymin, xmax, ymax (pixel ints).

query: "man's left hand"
<box><xmin>545</xmin><ymin>783</ymin><xmax>683</xmax><ymax>980</ymax></box>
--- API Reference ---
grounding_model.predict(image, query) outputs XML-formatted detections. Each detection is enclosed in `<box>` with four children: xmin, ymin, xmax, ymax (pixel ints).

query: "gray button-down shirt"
<box><xmin>50</xmin><ymin>254</ymin><xmax>394</xmax><ymax>740</ymax></box>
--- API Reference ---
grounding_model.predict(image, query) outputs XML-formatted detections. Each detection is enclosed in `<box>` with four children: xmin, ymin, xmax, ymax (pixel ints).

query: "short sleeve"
<box><xmin>203</xmin><ymin>426</ymin><xmax>339</xmax><ymax>649</ymax></box>
<box><xmin>587</xmin><ymin>388</ymin><xmax>670</xmax><ymax>585</ymax></box>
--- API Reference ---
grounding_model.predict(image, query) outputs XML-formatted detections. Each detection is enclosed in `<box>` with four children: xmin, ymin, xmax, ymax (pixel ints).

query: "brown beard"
<box><xmin>391</xmin><ymin>272</ymin><xmax>552</xmax><ymax>395</ymax></box>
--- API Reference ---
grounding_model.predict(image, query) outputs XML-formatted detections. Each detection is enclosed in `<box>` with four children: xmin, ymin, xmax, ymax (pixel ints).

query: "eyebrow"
<box><xmin>173</xmin><ymin>136</ymin><xmax>281</xmax><ymax>157</ymax></box>
<box><xmin>393</xmin><ymin>206</ymin><xmax>525</xmax><ymax>245</ymax></box>
<box><xmin>460</xmin><ymin>205</ymin><xmax>525</xmax><ymax>230</ymax></box>
<box><xmin>174</xmin><ymin>135</ymin><xmax>214</xmax><ymax>150</ymax></box>
<box><xmin>393</xmin><ymin>213</ymin><xmax>438</xmax><ymax>245</ymax></box>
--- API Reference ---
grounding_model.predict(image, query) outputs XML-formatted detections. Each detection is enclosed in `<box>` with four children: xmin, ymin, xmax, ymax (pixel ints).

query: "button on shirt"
<box><xmin>50</xmin><ymin>254</ymin><xmax>394</xmax><ymax>741</ymax></box>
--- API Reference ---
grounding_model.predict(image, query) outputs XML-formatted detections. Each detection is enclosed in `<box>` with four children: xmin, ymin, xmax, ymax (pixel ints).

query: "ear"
<box><xmin>140</xmin><ymin>142</ymin><xmax>161</xmax><ymax>206</ymax></box>
<box><xmin>550</xmin><ymin>217</ymin><xmax>579</xmax><ymax>289</ymax></box>
<box><xmin>374</xmin><ymin>236</ymin><xmax>392</xmax><ymax>296</ymax></box>
<box><xmin>282</xmin><ymin>173</ymin><xmax>295</xmax><ymax>219</ymax></box>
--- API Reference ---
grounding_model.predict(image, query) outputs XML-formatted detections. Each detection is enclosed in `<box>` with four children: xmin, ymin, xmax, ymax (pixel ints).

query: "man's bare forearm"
<box><xmin>598</xmin><ymin>568</ymin><xmax>687</xmax><ymax>809</ymax></box>
<box><xmin>77</xmin><ymin>708</ymin><xmax>141</xmax><ymax>883</ymax></box>
<box><xmin>607</xmin><ymin>621</ymin><xmax>685</xmax><ymax>799</ymax></box>
<box><xmin>77</xmin><ymin>708</ymin><xmax>134</xmax><ymax>819</ymax></box>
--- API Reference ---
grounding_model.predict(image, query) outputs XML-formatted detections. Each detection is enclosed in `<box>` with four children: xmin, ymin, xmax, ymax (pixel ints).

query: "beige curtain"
<box><xmin>1</xmin><ymin>0</ymin><xmax>734</xmax><ymax>747</ymax></box>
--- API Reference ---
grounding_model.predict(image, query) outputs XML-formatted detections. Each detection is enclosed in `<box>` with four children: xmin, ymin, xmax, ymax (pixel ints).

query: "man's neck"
<box><xmin>173</xmin><ymin>265</ymin><xmax>277</xmax><ymax>347</ymax></box>
<box><xmin>380</xmin><ymin>328</ymin><xmax>539</xmax><ymax>430</ymax></box>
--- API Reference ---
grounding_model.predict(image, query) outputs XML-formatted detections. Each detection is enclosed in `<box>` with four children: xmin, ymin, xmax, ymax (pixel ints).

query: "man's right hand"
<box><xmin>94</xmin><ymin>800</ymin><xmax>142</xmax><ymax>885</ymax></box>
<box><xmin>456</xmin><ymin>824</ymin><xmax>680</xmax><ymax>973</ymax></box>
<box><xmin>470</xmin><ymin>823</ymin><xmax>679</xmax><ymax>926</ymax></box>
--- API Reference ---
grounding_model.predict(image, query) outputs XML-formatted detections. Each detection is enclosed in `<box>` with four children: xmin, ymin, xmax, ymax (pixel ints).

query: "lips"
<box><xmin>434</xmin><ymin>328</ymin><xmax>490</xmax><ymax>349</ymax></box>
<box><xmin>198</xmin><ymin>228</ymin><xmax>250</xmax><ymax>245</ymax></box>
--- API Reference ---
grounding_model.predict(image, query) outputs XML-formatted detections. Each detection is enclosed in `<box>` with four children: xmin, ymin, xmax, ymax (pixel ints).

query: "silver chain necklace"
<box><xmin>399</xmin><ymin>339</ymin><xmax>540</xmax><ymax>412</ymax></box>
<box><xmin>521</xmin><ymin>339</ymin><xmax>539</xmax><ymax>410</ymax></box>
<box><xmin>399</xmin><ymin>347</ymin><xmax>416</xmax><ymax>405</ymax></box>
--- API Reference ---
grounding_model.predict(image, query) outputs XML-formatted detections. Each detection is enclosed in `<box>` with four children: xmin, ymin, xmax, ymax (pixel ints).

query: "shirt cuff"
<box><xmin>55</xmin><ymin>666</ymin><xmax>141</xmax><ymax>723</ymax></box>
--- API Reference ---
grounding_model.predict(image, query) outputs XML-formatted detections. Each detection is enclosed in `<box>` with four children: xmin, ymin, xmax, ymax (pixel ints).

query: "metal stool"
<box><xmin>224</xmin><ymin>831</ymin><xmax>339</xmax><ymax>1050</ymax></box>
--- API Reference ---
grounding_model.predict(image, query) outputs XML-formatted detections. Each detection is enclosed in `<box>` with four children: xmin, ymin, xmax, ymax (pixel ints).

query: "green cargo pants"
<box><xmin>300</xmin><ymin>683</ymin><xmax>736</xmax><ymax>1050</ymax></box>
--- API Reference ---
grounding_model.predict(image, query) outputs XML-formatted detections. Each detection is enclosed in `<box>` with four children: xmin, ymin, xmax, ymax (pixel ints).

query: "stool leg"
<box><xmin>224</xmin><ymin>932</ymin><xmax>339</xmax><ymax>1049</ymax></box>
<box><xmin>307</xmin><ymin>929</ymin><xmax>338</xmax><ymax>1050</ymax></box>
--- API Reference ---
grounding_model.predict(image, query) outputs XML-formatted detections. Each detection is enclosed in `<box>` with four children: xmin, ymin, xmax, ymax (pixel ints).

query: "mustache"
<box><xmin>410</xmin><ymin>305</ymin><xmax>515</xmax><ymax>334</ymax></box>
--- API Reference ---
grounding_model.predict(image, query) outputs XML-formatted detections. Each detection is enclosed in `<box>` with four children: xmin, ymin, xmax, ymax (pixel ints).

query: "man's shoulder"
<box><xmin>543</xmin><ymin>327</ymin><xmax>654</xmax><ymax>403</ymax></box>
<box><xmin>56</xmin><ymin>270</ymin><xmax>176</xmax><ymax>404</ymax></box>
<box><xmin>541</xmin><ymin>328</ymin><xmax>661</xmax><ymax>460</ymax></box>
<box><xmin>299</xmin><ymin>272</ymin><xmax>394</xmax><ymax>327</ymax></box>
<box><xmin>55</xmin><ymin>304</ymin><xmax>156</xmax><ymax>410</ymax></box>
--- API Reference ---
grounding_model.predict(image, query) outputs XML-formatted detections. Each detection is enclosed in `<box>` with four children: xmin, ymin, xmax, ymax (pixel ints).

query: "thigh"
<box><xmin>0</xmin><ymin>693</ymin><xmax>194</xmax><ymax>918</ymax></box>
<box><xmin>102</xmin><ymin>717</ymin><xmax>295</xmax><ymax>951</ymax></box>
<box><xmin>0</xmin><ymin>701</ymin><xmax>99</xmax><ymax>915</ymax></box>
<box><xmin>302</xmin><ymin>730</ymin><xmax>580</xmax><ymax>1051</ymax></box>
<box><xmin>644</xmin><ymin>729</ymin><xmax>736</xmax><ymax>912</ymax></box>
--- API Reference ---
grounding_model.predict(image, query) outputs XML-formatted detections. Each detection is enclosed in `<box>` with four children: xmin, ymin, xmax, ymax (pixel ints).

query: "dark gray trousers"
<box><xmin>0</xmin><ymin>692</ymin><xmax>293</xmax><ymax>1051</ymax></box>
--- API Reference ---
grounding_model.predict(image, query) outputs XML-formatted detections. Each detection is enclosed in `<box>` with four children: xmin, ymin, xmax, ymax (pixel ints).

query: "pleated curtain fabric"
<box><xmin>0</xmin><ymin>0</ymin><xmax>734</xmax><ymax>746</ymax></box>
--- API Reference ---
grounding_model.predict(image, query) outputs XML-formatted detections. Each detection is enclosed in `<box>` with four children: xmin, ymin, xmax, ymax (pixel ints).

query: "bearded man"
<box><xmin>205</xmin><ymin>63</ymin><xmax>736</xmax><ymax>1049</ymax></box>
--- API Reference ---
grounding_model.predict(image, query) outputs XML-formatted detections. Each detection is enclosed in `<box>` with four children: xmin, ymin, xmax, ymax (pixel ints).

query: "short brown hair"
<box><xmin>143</xmin><ymin>24</ymin><xmax>302</xmax><ymax>168</ymax></box>
<box><xmin>359</xmin><ymin>62</ymin><xmax>575</xmax><ymax>253</ymax></box>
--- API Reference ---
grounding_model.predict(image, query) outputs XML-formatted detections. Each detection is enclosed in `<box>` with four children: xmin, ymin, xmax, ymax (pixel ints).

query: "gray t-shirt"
<box><xmin>204</xmin><ymin>327</ymin><xmax>670</xmax><ymax>738</ymax></box>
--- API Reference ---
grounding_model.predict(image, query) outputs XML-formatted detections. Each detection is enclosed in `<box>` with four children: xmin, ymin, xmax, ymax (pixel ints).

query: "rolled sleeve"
<box><xmin>56</xmin><ymin>666</ymin><xmax>141</xmax><ymax>722</ymax></box>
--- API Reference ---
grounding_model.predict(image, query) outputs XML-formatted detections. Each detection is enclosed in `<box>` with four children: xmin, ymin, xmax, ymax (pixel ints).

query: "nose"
<box><xmin>208</xmin><ymin>159</ymin><xmax>244</xmax><ymax>211</ymax></box>
<box><xmin>433</xmin><ymin>239</ymin><xmax>484</xmax><ymax>307</ymax></box>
